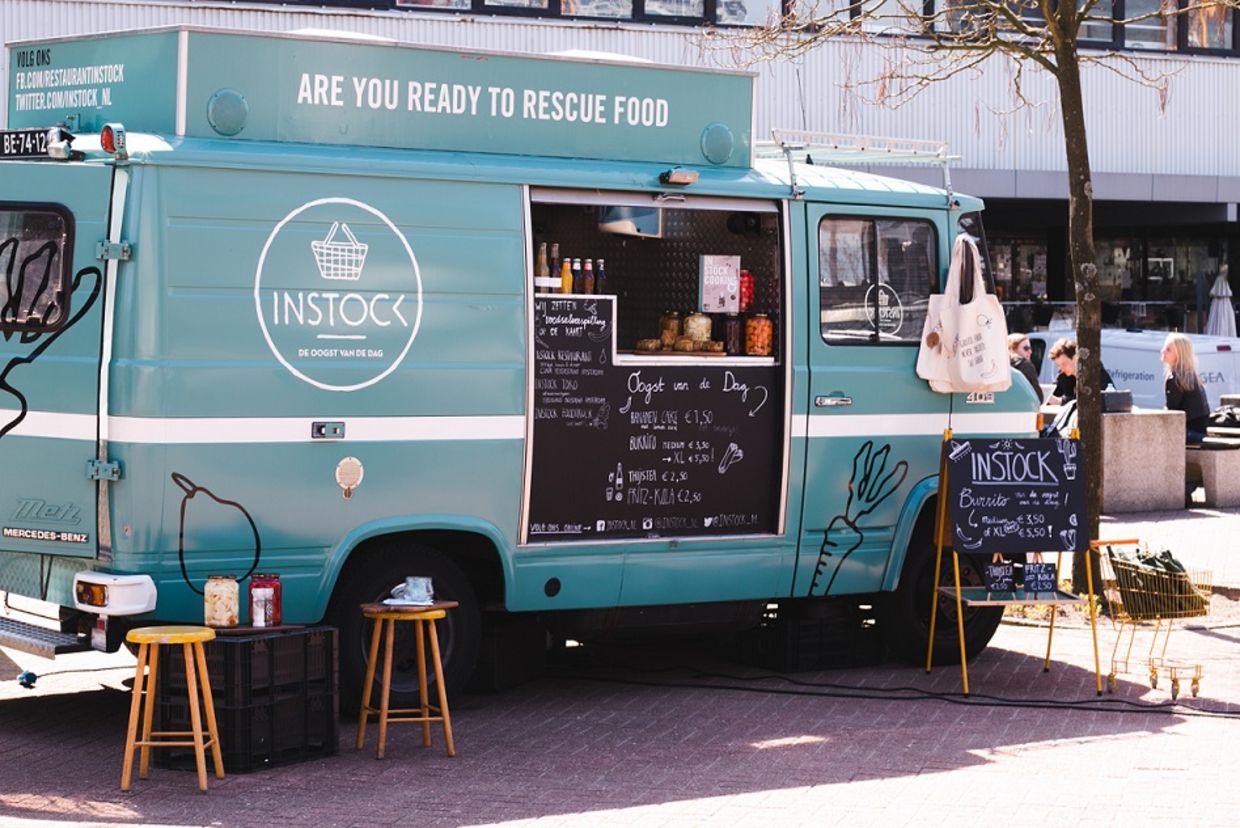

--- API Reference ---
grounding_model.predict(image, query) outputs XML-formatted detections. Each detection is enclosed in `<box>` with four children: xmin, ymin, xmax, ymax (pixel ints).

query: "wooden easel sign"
<box><xmin>946</xmin><ymin>437</ymin><xmax>1087</xmax><ymax>555</ymax></box>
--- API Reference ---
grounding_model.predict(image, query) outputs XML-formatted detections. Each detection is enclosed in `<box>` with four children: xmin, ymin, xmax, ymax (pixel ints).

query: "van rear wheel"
<box><xmin>329</xmin><ymin>542</ymin><xmax>480</xmax><ymax>715</ymax></box>
<box><xmin>878</xmin><ymin>518</ymin><xmax>1003</xmax><ymax>665</ymax></box>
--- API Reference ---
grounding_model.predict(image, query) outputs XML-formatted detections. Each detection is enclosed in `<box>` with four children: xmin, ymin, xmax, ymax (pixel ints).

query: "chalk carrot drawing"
<box><xmin>809</xmin><ymin>440</ymin><xmax>908</xmax><ymax>597</ymax></box>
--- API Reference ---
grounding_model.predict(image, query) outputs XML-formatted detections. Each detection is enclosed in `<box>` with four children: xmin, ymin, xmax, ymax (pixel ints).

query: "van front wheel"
<box><xmin>329</xmin><ymin>543</ymin><xmax>481</xmax><ymax>715</ymax></box>
<box><xmin>878</xmin><ymin>521</ymin><xmax>1003</xmax><ymax>665</ymax></box>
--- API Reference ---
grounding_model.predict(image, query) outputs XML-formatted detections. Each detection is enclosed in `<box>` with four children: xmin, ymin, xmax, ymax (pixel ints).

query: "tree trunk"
<box><xmin>1053</xmin><ymin>50</ymin><xmax>1104</xmax><ymax>594</ymax></box>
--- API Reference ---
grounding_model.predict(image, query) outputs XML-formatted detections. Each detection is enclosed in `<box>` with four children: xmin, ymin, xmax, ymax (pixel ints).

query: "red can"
<box><xmin>248</xmin><ymin>573</ymin><xmax>282</xmax><ymax>627</ymax></box>
<box><xmin>739</xmin><ymin>270</ymin><xmax>754</xmax><ymax>312</ymax></box>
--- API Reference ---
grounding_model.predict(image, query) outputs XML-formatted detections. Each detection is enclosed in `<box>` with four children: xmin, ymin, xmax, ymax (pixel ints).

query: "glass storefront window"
<box><xmin>1124</xmin><ymin>0</ymin><xmax>1177</xmax><ymax>49</ymax></box>
<box><xmin>1080</xmin><ymin>0</ymin><xmax>1114</xmax><ymax>40</ymax></box>
<box><xmin>1188</xmin><ymin>4</ymin><xmax>1232</xmax><ymax>48</ymax></box>
<box><xmin>717</xmin><ymin>0</ymin><xmax>784</xmax><ymax>25</ymax></box>
<box><xmin>646</xmin><ymin>0</ymin><xmax>704</xmax><ymax>16</ymax></box>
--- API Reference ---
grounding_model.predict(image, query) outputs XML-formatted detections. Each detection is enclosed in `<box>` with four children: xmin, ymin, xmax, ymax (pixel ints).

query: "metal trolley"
<box><xmin>1098</xmin><ymin>540</ymin><xmax>1213</xmax><ymax>699</ymax></box>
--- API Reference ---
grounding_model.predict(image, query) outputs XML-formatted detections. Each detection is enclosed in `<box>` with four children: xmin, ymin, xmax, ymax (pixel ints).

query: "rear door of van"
<box><xmin>0</xmin><ymin>160</ymin><xmax>115</xmax><ymax>560</ymax></box>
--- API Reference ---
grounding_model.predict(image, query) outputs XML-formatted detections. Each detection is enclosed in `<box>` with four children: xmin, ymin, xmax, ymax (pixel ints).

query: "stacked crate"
<box><xmin>155</xmin><ymin>626</ymin><xmax>338</xmax><ymax>773</ymax></box>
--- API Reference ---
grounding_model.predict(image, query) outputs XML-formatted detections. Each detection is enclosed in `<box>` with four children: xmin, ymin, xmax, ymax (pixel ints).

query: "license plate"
<box><xmin>90</xmin><ymin>615</ymin><xmax>108</xmax><ymax>651</ymax></box>
<box><xmin>1</xmin><ymin>128</ymin><xmax>49</xmax><ymax>159</ymax></box>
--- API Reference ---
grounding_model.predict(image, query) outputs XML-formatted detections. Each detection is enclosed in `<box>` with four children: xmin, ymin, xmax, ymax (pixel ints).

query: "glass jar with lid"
<box><xmin>248</xmin><ymin>573</ymin><xmax>283</xmax><ymax>627</ymax></box>
<box><xmin>204</xmin><ymin>575</ymin><xmax>239</xmax><ymax>628</ymax></box>
<box><xmin>745</xmin><ymin>313</ymin><xmax>773</xmax><ymax>356</ymax></box>
<box><xmin>684</xmin><ymin>311</ymin><xmax>712</xmax><ymax>343</ymax></box>
<box><xmin>659</xmin><ymin>311</ymin><xmax>681</xmax><ymax>349</ymax></box>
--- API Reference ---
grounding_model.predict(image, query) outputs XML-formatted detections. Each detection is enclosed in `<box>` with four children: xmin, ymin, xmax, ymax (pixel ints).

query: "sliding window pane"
<box><xmin>717</xmin><ymin>0</ymin><xmax>785</xmax><ymax>26</ymax></box>
<box><xmin>1188</xmin><ymin>4</ymin><xmax>1231</xmax><ymax>47</ymax></box>
<box><xmin>646</xmin><ymin>0</ymin><xmax>705</xmax><ymax>16</ymax></box>
<box><xmin>1124</xmin><ymin>0</ymin><xmax>1176</xmax><ymax>49</ymax></box>
<box><xmin>1080</xmin><ymin>0</ymin><xmax>1113</xmax><ymax>40</ymax></box>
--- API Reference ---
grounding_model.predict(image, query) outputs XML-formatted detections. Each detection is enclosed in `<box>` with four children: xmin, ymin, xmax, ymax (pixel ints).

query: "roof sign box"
<box><xmin>6</xmin><ymin>28</ymin><xmax>755</xmax><ymax>169</ymax></box>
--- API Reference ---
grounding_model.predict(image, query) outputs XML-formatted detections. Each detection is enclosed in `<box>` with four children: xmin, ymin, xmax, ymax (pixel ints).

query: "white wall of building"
<box><xmin>3</xmin><ymin>0</ymin><xmax>1237</xmax><ymax>200</ymax></box>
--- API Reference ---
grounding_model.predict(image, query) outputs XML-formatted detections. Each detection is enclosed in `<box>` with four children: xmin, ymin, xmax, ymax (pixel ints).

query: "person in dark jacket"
<box><xmin>1046</xmin><ymin>337</ymin><xmax>1114</xmax><ymax>405</ymax></box>
<box><xmin>1007</xmin><ymin>333</ymin><xmax>1043</xmax><ymax>403</ymax></box>
<box><xmin>1162</xmin><ymin>332</ymin><xmax>1209</xmax><ymax>443</ymax></box>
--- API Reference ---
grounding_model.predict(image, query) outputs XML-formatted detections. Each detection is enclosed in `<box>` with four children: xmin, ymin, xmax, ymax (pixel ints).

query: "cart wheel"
<box><xmin>1107</xmin><ymin>673</ymin><xmax>1117</xmax><ymax>694</ymax></box>
<box><xmin>1171</xmin><ymin>678</ymin><xmax>1180</xmax><ymax>700</ymax></box>
<box><xmin>1150</xmin><ymin>670</ymin><xmax>1158</xmax><ymax>690</ymax></box>
<box><xmin>1192</xmin><ymin>679</ymin><xmax>1200</xmax><ymax>697</ymax></box>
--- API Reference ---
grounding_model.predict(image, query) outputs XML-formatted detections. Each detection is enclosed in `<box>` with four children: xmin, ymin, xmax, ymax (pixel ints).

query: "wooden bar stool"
<box><xmin>356</xmin><ymin>600</ymin><xmax>458</xmax><ymax>759</ymax></box>
<box><xmin>121</xmin><ymin>626</ymin><xmax>224</xmax><ymax>793</ymax></box>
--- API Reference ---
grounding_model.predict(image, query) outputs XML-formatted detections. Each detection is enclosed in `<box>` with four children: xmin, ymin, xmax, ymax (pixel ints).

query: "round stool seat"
<box><xmin>127</xmin><ymin>625</ymin><xmax>217</xmax><ymax>645</ymax></box>
<box><xmin>361</xmin><ymin>602</ymin><xmax>453</xmax><ymax>622</ymax></box>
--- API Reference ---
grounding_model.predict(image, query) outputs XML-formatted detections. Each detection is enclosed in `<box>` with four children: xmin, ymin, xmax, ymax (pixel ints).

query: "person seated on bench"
<box><xmin>1162</xmin><ymin>332</ymin><xmax>1209</xmax><ymax>445</ymax></box>
<box><xmin>1046</xmin><ymin>337</ymin><xmax>1114</xmax><ymax>405</ymax></box>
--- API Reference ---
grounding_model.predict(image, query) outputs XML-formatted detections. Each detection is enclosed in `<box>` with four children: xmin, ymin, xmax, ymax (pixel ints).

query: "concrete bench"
<box><xmin>1101</xmin><ymin>409</ymin><xmax>1186</xmax><ymax>513</ymax></box>
<box><xmin>1186</xmin><ymin>442</ymin><xmax>1240</xmax><ymax>508</ymax></box>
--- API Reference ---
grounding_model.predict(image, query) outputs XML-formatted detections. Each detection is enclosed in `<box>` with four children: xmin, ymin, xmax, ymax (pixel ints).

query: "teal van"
<box><xmin>0</xmin><ymin>27</ymin><xmax>1038</xmax><ymax>705</ymax></box>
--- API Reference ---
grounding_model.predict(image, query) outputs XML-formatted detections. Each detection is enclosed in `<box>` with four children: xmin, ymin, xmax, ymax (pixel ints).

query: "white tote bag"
<box><xmin>945</xmin><ymin>236</ymin><xmax>1011</xmax><ymax>393</ymax></box>
<box><xmin>915</xmin><ymin>238</ymin><xmax>965</xmax><ymax>389</ymax></box>
<box><xmin>917</xmin><ymin>235</ymin><xmax>1011</xmax><ymax>394</ymax></box>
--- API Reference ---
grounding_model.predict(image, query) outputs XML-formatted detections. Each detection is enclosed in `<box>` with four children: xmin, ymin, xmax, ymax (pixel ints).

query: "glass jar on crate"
<box><xmin>204</xmin><ymin>575</ymin><xmax>239</xmax><ymax>628</ymax></box>
<box><xmin>249</xmin><ymin>573</ymin><xmax>283</xmax><ymax>628</ymax></box>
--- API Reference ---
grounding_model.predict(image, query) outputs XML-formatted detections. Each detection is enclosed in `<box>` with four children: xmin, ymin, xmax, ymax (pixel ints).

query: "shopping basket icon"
<box><xmin>311</xmin><ymin>222</ymin><xmax>368</xmax><ymax>281</ymax></box>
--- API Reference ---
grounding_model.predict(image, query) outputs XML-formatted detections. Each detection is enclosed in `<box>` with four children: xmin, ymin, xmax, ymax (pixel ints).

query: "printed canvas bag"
<box><xmin>939</xmin><ymin>235</ymin><xmax>1012</xmax><ymax>393</ymax></box>
<box><xmin>916</xmin><ymin>235</ymin><xmax>966</xmax><ymax>389</ymax></box>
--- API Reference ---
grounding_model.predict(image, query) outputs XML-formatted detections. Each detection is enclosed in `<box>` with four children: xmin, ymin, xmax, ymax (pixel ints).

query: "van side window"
<box><xmin>819</xmin><ymin>217</ymin><xmax>937</xmax><ymax>345</ymax></box>
<box><xmin>0</xmin><ymin>205</ymin><xmax>71</xmax><ymax>333</ymax></box>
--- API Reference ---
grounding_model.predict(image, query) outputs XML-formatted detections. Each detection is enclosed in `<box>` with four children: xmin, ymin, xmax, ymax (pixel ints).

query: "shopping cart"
<box><xmin>1098</xmin><ymin>540</ymin><xmax>1213</xmax><ymax>699</ymax></box>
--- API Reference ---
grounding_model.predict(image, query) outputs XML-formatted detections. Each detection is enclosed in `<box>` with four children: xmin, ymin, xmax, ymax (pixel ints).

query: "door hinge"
<box><xmin>95</xmin><ymin>240</ymin><xmax>132</xmax><ymax>261</ymax></box>
<box><xmin>86</xmin><ymin>459</ymin><xmax>122</xmax><ymax>481</ymax></box>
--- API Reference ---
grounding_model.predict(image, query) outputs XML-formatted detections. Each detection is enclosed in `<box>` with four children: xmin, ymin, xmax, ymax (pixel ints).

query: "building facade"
<box><xmin>4</xmin><ymin>0</ymin><xmax>1239</xmax><ymax>333</ymax></box>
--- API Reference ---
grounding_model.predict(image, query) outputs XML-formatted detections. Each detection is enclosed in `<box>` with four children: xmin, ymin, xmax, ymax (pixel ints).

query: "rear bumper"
<box><xmin>72</xmin><ymin>572</ymin><xmax>156</xmax><ymax>616</ymax></box>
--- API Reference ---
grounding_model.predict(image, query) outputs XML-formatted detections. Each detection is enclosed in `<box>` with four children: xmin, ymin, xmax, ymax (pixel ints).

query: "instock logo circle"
<box><xmin>254</xmin><ymin>198</ymin><xmax>423</xmax><ymax>392</ymax></box>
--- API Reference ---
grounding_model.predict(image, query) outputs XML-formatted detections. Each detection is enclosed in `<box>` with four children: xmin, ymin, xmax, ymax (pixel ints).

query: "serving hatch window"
<box><xmin>529</xmin><ymin>191</ymin><xmax>785</xmax><ymax>360</ymax></box>
<box><xmin>0</xmin><ymin>204</ymin><xmax>71</xmax><ymax>333</ymax></box>
<box><xmin>819</xmin><ymin>216</ymin><xmax>937</xmax><ymax>345</ymax></box>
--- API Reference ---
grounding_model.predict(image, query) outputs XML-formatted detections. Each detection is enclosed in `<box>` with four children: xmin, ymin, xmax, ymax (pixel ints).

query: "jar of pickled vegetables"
<box><xmin>204</xmin><ymin>575</ymin><xmax>239</xmax><ymax>628</ymax></box>
<box><xmin>684</xmin><ymin>311</ymin><xmax>712</xmax><ymax>343</ymax></box>
<box><xmin>745</xmin><ymin>313</ymin><xmax>773</xmax><ymax>356</ymax></box>
<box><xmin>659</xmin><ymin>311</ymin><xmax>681</xmax><ymax>349</ymax></box>
<box><xmin>724</xmin><ymin>314</ymin><xmax>742</xmax><ymax>354</ymax></box>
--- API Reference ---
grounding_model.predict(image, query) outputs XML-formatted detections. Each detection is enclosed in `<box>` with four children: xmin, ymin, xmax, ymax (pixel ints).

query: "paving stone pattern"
<box><xmin>2</xmin><ymin>509</ymin><xmax>1240</xmax><ymax>827</ymax></box>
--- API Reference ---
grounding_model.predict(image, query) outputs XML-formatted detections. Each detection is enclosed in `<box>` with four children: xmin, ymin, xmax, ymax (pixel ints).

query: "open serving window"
<box><xmin>523</xmin><ymin>189</ymin><xmax>788</xmax><ymax>544</ymax></box>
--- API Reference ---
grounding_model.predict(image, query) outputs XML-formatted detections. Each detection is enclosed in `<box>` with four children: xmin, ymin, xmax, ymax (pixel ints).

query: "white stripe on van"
<box><xmin>5</xmin><ymin>408</ymin><xmax>1033</xmax><ymax>444</ymax></box>
<box><xmin>1</xmin><ymin>410</ymin><xmax>525</xmax><ymax>444</ymax></box>
<box><xmin>807</xmin><ymin>411</ymin><xmax>1036</xmax><ymax>438</ymax></box>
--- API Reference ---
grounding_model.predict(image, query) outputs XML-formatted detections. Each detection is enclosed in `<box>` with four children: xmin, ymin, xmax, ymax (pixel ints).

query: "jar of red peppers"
<box><xmin>739</xmin><ymin>270</ymin><xmax>755</xmax><ymax>313</ymax></box>
<box><xmin>248</xmin><ymin>573</ymin><xmax>282</xmax><ymax>627</ymax></box>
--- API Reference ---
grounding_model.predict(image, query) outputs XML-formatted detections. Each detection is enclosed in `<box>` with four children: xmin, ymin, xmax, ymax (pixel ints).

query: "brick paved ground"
<box><xmin>2</xmin><ymin>508</ymin><xmax>1239</xmax><ymax>827</ymax></box>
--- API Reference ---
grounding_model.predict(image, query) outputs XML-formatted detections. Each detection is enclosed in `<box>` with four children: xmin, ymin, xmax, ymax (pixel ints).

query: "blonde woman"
<box><xmin>1161</xmin><ymin>333</ymin><xmax>1209</xmax><ymax>443</ymax></box>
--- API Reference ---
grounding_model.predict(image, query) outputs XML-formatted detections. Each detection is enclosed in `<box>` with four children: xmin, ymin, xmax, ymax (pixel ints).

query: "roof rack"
<box><xmin>756</xmin><ymin>129</ymin><xmax>958</xmax><ymax>203</ymax></box>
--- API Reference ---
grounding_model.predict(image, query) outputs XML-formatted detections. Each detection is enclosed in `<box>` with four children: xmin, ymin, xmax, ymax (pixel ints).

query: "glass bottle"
<box><xmin>534</xmin><ymin>242</ymin><xmax>551</xmax><ymax>294</ymax></box>
<box><xmin>204</xmin><ymin>575</ymin><xmax>239</xmax><ymax>628</ymax></box>
<box><xmin>595</xmin><ymin>258</ymin><xmax>607</xmax><ymax>295</ymax></box>
<box><xmin>549</xmin><ymin>243</ymin><xmax>561</xmax><ymax>284</ymax></box>
<box><xmin>572</xmin><ymin>258</ymin><xmax>583</xmax><ymax>294</ymax></box>
<box><xmin>560</xmin><ymin>259</ymin><xmax>573</xmax><ymax>294</ymax></box>
<box><xmin>581</xmin><ymin>259</ymin><xmax>595</xmax><ymax>295</ymax></box>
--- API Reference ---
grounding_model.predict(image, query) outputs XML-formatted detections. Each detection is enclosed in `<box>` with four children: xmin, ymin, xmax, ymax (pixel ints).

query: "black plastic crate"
<box><xmin>158</xmin><ymin>626</ymin><xmax>336</xmax><ymax>707</ymax></box>
<box><xmin>154</xmin><ymin>687</ymin><xmax>338</xmax><ymax>774</ymax></box>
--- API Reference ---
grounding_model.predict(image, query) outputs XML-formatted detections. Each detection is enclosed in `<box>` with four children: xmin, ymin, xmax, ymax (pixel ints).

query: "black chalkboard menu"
<box><xmin>946</xmin><ymin>437</ymin><xmax>1086</xmax><ymax>554</ymax></box>
<box><xmin>527</xmin><ymin>296</ymin><xmax>782</xmax><ymax>541</ymax></box>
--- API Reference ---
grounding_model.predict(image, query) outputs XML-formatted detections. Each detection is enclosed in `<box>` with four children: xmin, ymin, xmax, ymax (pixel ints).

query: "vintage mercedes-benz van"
<box><xmin>0</xmin><ymin>27</ymin><xmax>1037</xmax><ymax>705</ymax></box>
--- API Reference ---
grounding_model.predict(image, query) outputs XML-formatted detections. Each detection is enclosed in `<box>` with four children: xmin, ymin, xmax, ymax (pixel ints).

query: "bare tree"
<box><xmin>711</xmin><ymin>0</ymin><xmax>1232</xmax><ymax>589</ymax></box>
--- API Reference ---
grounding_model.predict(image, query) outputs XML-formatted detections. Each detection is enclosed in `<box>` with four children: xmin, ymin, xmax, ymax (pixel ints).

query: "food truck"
<box><xmin>0</xmin><ymin>27</ymin><xmax>1038</xmax><ymax>705</ymax></box>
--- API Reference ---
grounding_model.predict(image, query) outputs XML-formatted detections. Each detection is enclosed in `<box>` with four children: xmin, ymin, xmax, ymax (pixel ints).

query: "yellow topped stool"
<box><xmin>121</xmin><ymin>626</ymin><xmax>224</xmax><ymax>793</ymax></box>
<box><xmin>356</xmin><ymin>600</ymin><xmax>457</xmax><ymax>759</ymax></box>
